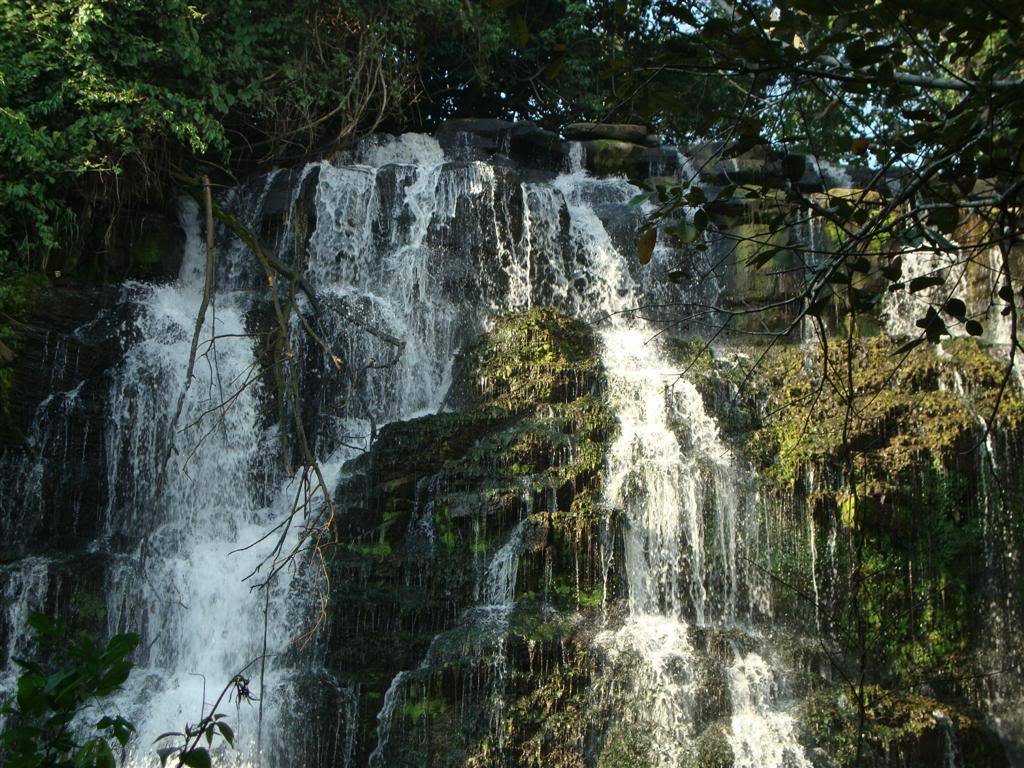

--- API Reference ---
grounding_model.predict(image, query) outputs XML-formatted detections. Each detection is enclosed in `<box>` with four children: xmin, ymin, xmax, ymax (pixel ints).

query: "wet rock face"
<box><xmin>798</xmin><ymin>687</ymin><xmax>1009</xmax><ymax>768</ymax></box>
<box><xmin>0</xmin><ymin>286</ymin><xmax>130</xmax><ymax>684</ymax></box>
<box><xmin>0</xmin><ymin>286</ymin><xmax>130</xmax><ymax>554</ymax></box>
<box><xmin>0</xmin><ymin>124</ymin><xmax>1018</xmax><ymax>768</ymax></box>
<box><xmin>316</xmin><ymin>309</ymin><xmax>618</xmax><ymax>767</ymax></box>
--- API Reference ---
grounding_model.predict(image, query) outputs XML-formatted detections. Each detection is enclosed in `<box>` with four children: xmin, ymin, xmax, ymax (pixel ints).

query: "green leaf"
<box><xmin>180</xmin><ymin>748</ymin><xmax>212</xmax><ymax>768</ymax></box>
<box><xmin>27</xmin><ymin>613</ymin><xmax>61</xmax><ymax>640</ymax></box>
<box><xmin>894</xmin><ymin>337</ymin><xmax>926</xmax><ymax>354</ymax></box>
<box><xmin>849</xmin><ymin>256</ymin><xmax>871</xmax><ymax>274</ymax></box>
<box><xmin>510</xmin><ymin>16</ymin><xmax>529</xmax><ymax>48</ymax></box>
<box><xmin>95</xmin><ymin>739</ymin><xmax>115</xmax><ymax>768</ymax></box>
<box><xmin>668</xmin><ymin>223</ymin><xmax>700</xmax><ymax>244</ymax></box>
<box><xmin>103</xmin><ymin>633</ymin><xmax>140</xmax><ymax>660</ymax></box>
<box><xmin>747</xmin><ymin>247</ymin><xmax>780</xmax><ymax>269</ymax></box>
<box><xmin>908</xmin><ymin>275</ymin><xmax>945</xmax><ymax>293</ymax></box>
<box><xmin>637</xmin><ymin>228</ymin><xmax>657</xmax><ymax>265</ymax></box>
<box><xmin>215</xmin><ymin>721</ymin><xmax>235</xmax><ymax>747</ymax></box>
<box><xmin>95</xmin><ymin>660</ymin><xmax>131</xmax><ymax>695</ymax></box>
<box><xmin>849</xmin><ymin>287</ymin><xmax>879</xmax><ymax>311</ymax></box>
<box><xmin>692</xmin><ymin>208</ymin><xmax>708</xmax><ymax>233</ymax></box>
<box><xmin>153</xmin><ymin>731</ymin><xmax>185</xmax><ymax>743</ymax></box>
<box><xmin>880</xmin><ymin>255</ymin><xmax>903</xmax><ymax>282</ymax></box>
<box><xmin>926</xmin><ymin>207</ymin><xmax>959</xmax><ymax>234</ymax></box>
<box><xmin>715</xmin><ymin>184</ymin><xmax>737</xmax><ymax>201</ymax></box>
<box><xmin>915</xmin><ymin>306</ymin><xmax>949</xmax><ymax>342</ymax></box>
<box><xmin>965</xmin><ymin>319</ymin><xmax>984</xmax><ymax>336</ymax></box>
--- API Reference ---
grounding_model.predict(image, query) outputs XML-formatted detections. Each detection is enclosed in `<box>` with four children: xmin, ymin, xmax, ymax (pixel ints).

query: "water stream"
<box><xmin>0</xmin><ymin>130</ymin><xmax>1019</xmax><ymax>766</ymax></box>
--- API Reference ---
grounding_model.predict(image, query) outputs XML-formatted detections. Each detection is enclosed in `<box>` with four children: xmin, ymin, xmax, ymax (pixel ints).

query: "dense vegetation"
<box><xmin>0</xmin><ymin>614</ymin><xmax>138</xmax><ymax>768</ymax></box>
<box><xmin>0</xmin><ymin>0</ymin><xmax>689</xmax><ymax>277</ymax></box>
<box><xmin>2</xmin><ymin>2</ymin><xmax>1023</xmax><ymax>766</ymax></box>
<box><xmin>4</xmin><ymin>1</ymin><xmax>1021</xmax><ymax>342</ymax></box>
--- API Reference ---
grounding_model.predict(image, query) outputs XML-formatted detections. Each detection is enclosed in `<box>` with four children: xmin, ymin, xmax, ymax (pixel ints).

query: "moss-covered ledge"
<box><xmin>676</xmin><ymin>335</ymin><xmax>1022</xmax><ymax>766</ymax></box>
<box><xmin>706</xmin><ymin>336</ymin><xmax>1023</xmax><ymax>507</ymax></box>
<box><xmin>800</xmin><ymin>686</ymin><xmax>1007</xmax><ymax>768</ymax></box>
<box><xmin>319</xmin><ymin>307</ymin><xmax>618</xmax><ymax>767</ymax></box>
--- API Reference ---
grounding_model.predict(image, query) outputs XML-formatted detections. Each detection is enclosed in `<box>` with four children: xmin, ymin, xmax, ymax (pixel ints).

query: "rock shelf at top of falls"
<box><xmin>0</xmin><ymin>126</ymin><xmax>1021</xmax><ymax>768</ymax></box>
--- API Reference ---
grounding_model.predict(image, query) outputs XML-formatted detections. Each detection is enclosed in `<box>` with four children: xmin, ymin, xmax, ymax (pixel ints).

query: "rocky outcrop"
<box><xmin>0</xmin><ymin>285</ymin><xmax>130</xmax><ymax>554</ymax></box>
<box><xmin>316</xmin><ymin>309</ymin><xmax>618</xmax><ymax>766</ymax></box>
<box><xmin>1</xmin><ymin>122</ymin><xmax>1019</xmax><ymax>768</ymax></box>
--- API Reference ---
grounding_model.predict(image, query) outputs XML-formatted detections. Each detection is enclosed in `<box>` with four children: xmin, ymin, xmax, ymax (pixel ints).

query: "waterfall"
<box><xmin>0</xmin><ymin>131</ymin><xmax>799</xmax><ymax>764</ymax></box>
<box><xmin>368</xmin><ymin>517</ymin><xmax>529</xmax><ymax>764</ymax></box>
<box><xmin>596</xmin><ymin>324</ymin><xmax>802</xmax><ymax>765</ymax></box>
<box><xmin>3</xmin><ymin>127</ymin><xmax>1018</xmax><ymax>767</ymax></box>
<box><xmin>100</xmin><ymin>198</ymin><xmax>318</xmax><ymax>764</ymax></box>
<box><xmin>727</xmin><ymin>652</ymin><xmax>810</xmax><ymax>768</ymax></box>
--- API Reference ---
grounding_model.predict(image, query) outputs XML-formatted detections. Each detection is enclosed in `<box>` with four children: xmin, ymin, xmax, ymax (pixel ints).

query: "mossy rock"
<box><xmin>744</xmin><ymin>336</ymin><xmax>1023</xmax><ymax>502</ymax></box>
<box><xmin>584</xmin><ymin>139</ymin><xmax>649</xmax><ymax>179</ymax></box>
<box><xmin>689</xmin><ymin>721</ymin><xmax>735</xmax><ymax>768</ymax></box>
<box><xmin>325</xmin><ymin>307</ymin><xmax>615</xmax><ymax>766</ymax></box>
<box><xmin>454</xmin><ymin>307</ymin><xmax>603</xmax><ymax>412</ymax></box>
<box><xmin>597</xmin><ymin>722</ymin><xmax>656</xmax><ymax>768</ymax></box>
<box><xmin>798</xmin><ymin>686</ymin><xmax>1008</xmax><ymax>767</ymax></box>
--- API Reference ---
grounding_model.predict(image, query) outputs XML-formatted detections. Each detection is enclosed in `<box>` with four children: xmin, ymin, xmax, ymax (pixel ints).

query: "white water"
<box><xmin>727</xmin><ymin>651</ymin><xmax>811</xmax><ymax>768</ymax></box>
<box><xmin>102</xmin><ymin>200</ymin><xmax>322</xmax><ymax>764</ymax></box>
<box><xmin>597</xmin><ymin>324</ymin><xmax>801</xmax><ymax>765</ymax></box>
<box><xmin>7</xmin><ymin>129</ymin><xmax>1011</xmax><ymax>767</ymax></box>
<box><xmin>881</xmin><ymin>242</ymin><xmax>1015</xmax><ymax>353</ymax></box>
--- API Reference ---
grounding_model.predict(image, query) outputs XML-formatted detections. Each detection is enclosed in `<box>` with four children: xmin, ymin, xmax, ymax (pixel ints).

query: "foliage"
<box><xmin>735</xmin><ymin>336</ymin><xmax>1024</xmax><ymax>699</ymax></box>
<box><xmin>622</xmin><ymin>1</ymin><xmax>1024</xmax><ymax>359</ymax></box>
<box><xmin>152</xmin><ymin>674</ymin><xmax>248</xmax><ymax>768</ymax></box>
<box><xmin>746</xmin><ymin>337</ymin><xmax>1022</xmax><ymax>497</ymax></box>
<box><xmin>0</xmin><ymin>612</ymin><xmax>138</xmax><ymax>768</ymax></box>
<box><xmin>0</xmin><ymin>0</ymin><xmax>684</xmax><ymax>277</ymax></box>
<box><xmin>0</xmin><ymin>0</ymin><xmax>402</xmax><ymax>272</ymax></box>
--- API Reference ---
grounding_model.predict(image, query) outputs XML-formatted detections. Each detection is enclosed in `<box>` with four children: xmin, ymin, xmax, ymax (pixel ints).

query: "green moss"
<box><xmin>403</xmin><ymin>695</ymin><xmax>448</xmax><ymax>722</ymax></box>
<box><xmin>589</xmin><ymin>139</ymin><xmax>648</xmax><ymax>178</ymax></box>
<box><xmin>344</xmin><ymin>540</ymin><xmax>393</xmax><ymax>558</ymax></box>
<box><xmin>798</xmin><ymin>685</ymin><xmax>1006</xmax><ymax>768</ymax></box>
<box><xmin>746</xmin><ymin>337</ymin><xmax>1022</xmax><ymax>498</ymax></box>
<box><xmin>127</xmin><ymin>230</ymin><xmax>162</xmax><ymax>275</ymax></box>
<box><xmin>689</xmin><ymin>723</ymin><xmax>734</xmax><ymax>768</ymax></box>
<box><xmin>456</xmin><ymin>307</ymin><xmax>602</xmax><ymax>412</ymax></box>
<box><xmin>327</xmin><ymin>307</ymin><xmax>616</xmax><ymax>762</ymax></box>
<box><xmin>598</xmin><ymin>723</ymin><xmax>655</xmax><ymax>768</ymax></box>
<box><xmin>503</xmin><ymin>648</ymin><xmax>592</xmax><ymax>768</ymax></box>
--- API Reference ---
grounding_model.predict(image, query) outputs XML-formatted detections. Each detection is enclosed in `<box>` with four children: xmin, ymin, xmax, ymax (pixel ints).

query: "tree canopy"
<box><xmin>621</xmin><ymin>0</ymin><xmax>1024</xmax><ymax>354</ymax></box>
<box><xmin>0</xmin><ymin>0</ymin><xmax>689</xmax><ymax>274</ymax></box>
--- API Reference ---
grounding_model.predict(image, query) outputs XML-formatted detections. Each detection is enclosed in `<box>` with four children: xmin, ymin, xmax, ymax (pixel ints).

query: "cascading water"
<box><xmin>300</xmin><ymin>135</ymin><xmax>803</xmax><ymax>764</ymax></box>
<box><xmin>2</xmin><ymin>126</ymin><xmax>1020</xmax><ymax>767</ymax></box>
<box><xmin>98</xmin><ymin>198</ymin><xmax>318</xmax><ymax>764</ymax></box>
<box><xmin>596</xmin><ymin>325</ymin><xmax>802</xmax><ymax>766</ymax></box>
<box><xmin>0</xmin><ymin>131</ymin><xmax>803</xmax><ymax>765</ymax></box>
